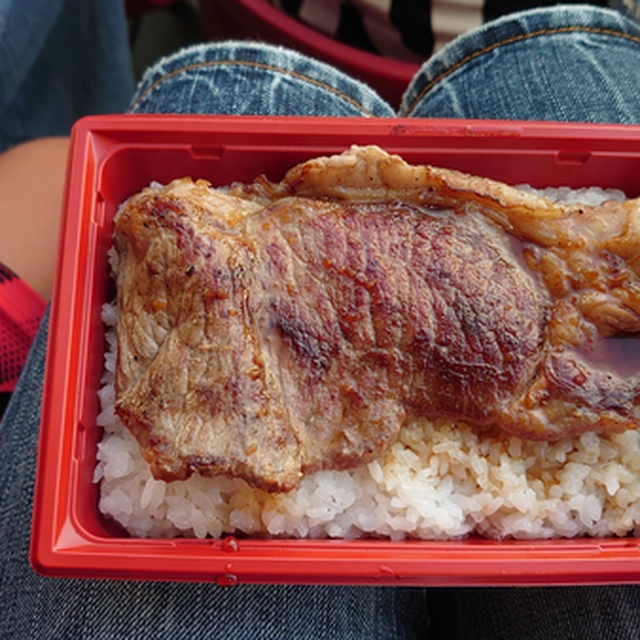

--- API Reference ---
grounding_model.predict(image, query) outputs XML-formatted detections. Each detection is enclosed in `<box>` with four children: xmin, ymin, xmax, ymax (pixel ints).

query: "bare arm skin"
<box><xmin>0</xmin><ymin>137</ymin><xmax>69</xmax><ymax>300</ymax></box>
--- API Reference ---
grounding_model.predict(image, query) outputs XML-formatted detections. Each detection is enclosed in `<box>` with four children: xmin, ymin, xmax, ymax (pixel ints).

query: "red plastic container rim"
<box><xmin>30</xmin><ymin>114</ymin><xmax>640</xmax><ymax>585</ymax></box>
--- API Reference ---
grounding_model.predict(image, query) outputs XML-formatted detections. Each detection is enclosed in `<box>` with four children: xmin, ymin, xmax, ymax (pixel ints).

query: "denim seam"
<box><xmin>130</xmin><ymin>59</ymin><xmax>378</xmax><ymax>116</ymax></box>
<box><xmin>404</xmin><ymin>25</ymin><xmax>640</xmax><ymax>116</ymax></box>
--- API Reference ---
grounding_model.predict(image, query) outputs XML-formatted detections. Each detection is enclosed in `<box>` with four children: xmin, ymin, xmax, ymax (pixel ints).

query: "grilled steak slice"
<box><xmin>113</xmin><ymin>145</ymin><xmax>640</xmax><ymax>492</ymax></box>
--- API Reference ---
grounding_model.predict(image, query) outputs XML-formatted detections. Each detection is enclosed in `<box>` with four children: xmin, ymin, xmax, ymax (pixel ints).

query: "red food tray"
<box><xmin>31</xmin><ymin>114</ymin><xmax>640</xmax><ymax>584</ymax></box>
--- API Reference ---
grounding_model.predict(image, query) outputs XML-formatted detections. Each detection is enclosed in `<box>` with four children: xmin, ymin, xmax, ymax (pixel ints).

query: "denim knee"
<box><xmin>401</xmin><ymin>5</ymin><xmax>640</xmax><ymax>123</ymax></box>
<box><xmin>129</xmin><ymin>41</ymin><xmax>394</xmax><ymax>118</ymax></box>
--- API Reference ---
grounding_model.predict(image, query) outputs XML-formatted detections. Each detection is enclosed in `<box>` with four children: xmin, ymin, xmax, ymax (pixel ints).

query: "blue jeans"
<box><xmin>3</xmin><ymin>4</ymin><xmax>640</xmax><ymax>639</ymax></box>
<box><xmin>0</xmin><ymin>0</ymin><xmax>134</xmax><ymax>152</ymax></box>
<box><xmin>130</xmin><ymin>5</ymin><xmax>640</xmax><ymax>123</ymax></box>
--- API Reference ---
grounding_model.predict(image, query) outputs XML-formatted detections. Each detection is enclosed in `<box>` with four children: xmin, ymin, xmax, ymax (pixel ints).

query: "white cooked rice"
<box><xmin>95</xmin><ymin>185</ymin><xmax>640</xmax><ymax>540</ymax></box>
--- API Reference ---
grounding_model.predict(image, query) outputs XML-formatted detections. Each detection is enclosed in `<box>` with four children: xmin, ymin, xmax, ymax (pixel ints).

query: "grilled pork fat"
<box><xmin>113</xmin><ymin>146</ymin><xmax>640</xmax><ymax>492</ymax></box>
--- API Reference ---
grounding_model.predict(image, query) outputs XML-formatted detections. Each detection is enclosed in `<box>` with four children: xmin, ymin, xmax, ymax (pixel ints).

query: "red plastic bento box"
<box><xmin>31</xmin><ymin>114</ymin><xmax>640</xmax><ymax>585</ymax></box>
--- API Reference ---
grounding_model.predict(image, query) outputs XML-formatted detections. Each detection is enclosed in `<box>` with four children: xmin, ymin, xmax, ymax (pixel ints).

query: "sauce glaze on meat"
<box><xmin>112</xmin><ymin>146</ymin><xmax>640</xmax><ymax>492</ymax></box>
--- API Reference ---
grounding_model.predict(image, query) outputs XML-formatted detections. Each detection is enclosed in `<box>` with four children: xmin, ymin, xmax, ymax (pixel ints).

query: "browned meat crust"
<box><xmin>112</xmin><ymin>145</ymin><xmax>640</xmax><ymax>492</ymax></box>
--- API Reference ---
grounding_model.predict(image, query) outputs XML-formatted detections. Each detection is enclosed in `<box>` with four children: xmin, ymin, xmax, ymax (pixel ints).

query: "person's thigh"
<box><xmin>0</xmin><ymin>0</ymin><xmax>134</xmax><ymax>151</ymax></box>
<box><xmin>401</xmin><ymin>5</ymin><xmax>640</xmax><ymax>123</ymax></box>
<box><xmin>398</xmin><ymin>7</ymin><xmax>640</xmax><ymax>638</ymax></box>
<box><xmin>129</xmin><ymin>41</ymin><xmax>395</xmax><ymax>117</ymax></box>
<box><xmin>444</xmin><ymin>585</ymin><xmax>640</xmax><ymax>640</ymax></box>
<box><xmin>1</xmin><ymin>310</ymin><xmax>428</xmax><ymax>639</ymax></box>
<box><xmin>0</xmin><ymin>41</ymin><xmax>432</xmax><ymax>640</ymax></box>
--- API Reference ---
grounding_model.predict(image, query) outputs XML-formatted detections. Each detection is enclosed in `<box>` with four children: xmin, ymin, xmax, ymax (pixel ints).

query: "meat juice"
<box><xmin>581</xmin><ymin>335</ymin><xmax>640</xmax><ymax>378</ymax></box>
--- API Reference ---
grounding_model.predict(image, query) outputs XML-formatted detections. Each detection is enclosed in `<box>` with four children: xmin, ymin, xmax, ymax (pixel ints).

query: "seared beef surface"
<box><xmin>113</xmin><ymin>146</ymin><xmax>640</xmax><ymax>491</ymax></box>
